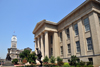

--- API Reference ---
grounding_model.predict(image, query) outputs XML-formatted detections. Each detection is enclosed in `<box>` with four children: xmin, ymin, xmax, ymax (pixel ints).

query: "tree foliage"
<box><xmin>19</xmin><ymin>49</ymin><xmax>30</xmax><ymax>60</ymax></box>
<box><xmin>19</xmin><ymin>50</ymin><xmax>37</xmax><ymax>64</ymax></box>
<box><xmin>69</xmin><ymin>55</ymin><xmax>79</xmax><ymax>66</ymax></box>
<box><xmin>12</xmin><ymin>59</ymin><xmax>18</xmax><ymax>64</ymax></box>
<box><xmin>43</xmin><ymin>56</ymin><xmax>49</xmax><ymax>63</ymax></box>
<box><xmin>50</xmin><ymin>56</ymin><xmax>56</xmax><ymax>63</ymax></box>
<box><xmin>57</xmin><ymin>56</ymin><xmax>63</xmax><ymax>62</ymax></box>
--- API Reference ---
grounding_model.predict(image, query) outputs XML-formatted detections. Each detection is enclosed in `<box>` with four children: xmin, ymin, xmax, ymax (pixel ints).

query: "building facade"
<box><xmin>33</xmin><ymin>0</ymin><xmax>100</xmax><ymax>66</ymax></box>
<box><xmin>8</xmin><ymin>35</ymin><xmax>22</xmax><ymax>62</ymax></box>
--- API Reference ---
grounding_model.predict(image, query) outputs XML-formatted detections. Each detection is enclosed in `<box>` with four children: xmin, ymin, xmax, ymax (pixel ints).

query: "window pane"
<box><xmin>66</xmin><ymin>28</ymin><xmax>70</xmax><ymax>38</ymax></box>
<box><xmin>84</xmin><ymin>18</ymin><xmax>90</xmax><ymax>32</ymax></box>
<box><xmin>87</xmin><ymin>37</ymin><xmax>93</xmax><ymax>50</ymax></box>
<box><xmin>76</xmin><ymin>41</ymin><xmax>80</xmax><ymax>52</ymax></box>
<box><xmin>74</xmin><ymin>24</ymin><xmax>79</xmax><ymax>35</ymax></box>
<box><xmin>68</xmin><ymin>44</ymin><xmax>71</xmax><ymax>53</ymax></box>
<box><xmin>61</xmin><ymin>46</ymin><xmax>63</xmax><ymax>54</ymax></box>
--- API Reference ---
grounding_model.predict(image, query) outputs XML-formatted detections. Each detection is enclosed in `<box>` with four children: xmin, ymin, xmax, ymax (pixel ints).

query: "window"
<box><xmin>51</xmin><ymin>35</ymin><xmax>53</xmax><ymax>44</ymax></box>
<box><xmin>60</xmin><ymin>32</ymin><xmax>62</xmax><ymax>41</ymax></box>
<box><xmin>76</xmin><ymin>41</ymin><xmax>80</xmax><ymax>52</ymax></box>
<box><xmin>88</xmin><ymin>58</ymin><xmax>93</xmax><ymax>65</ymax></box>
<box><xmin>51</xmin><ymin>48</ymin><xmax>53</xmax><ymax>55</ymax></box>
<box><xmin>61</xmin><ymin>46</ymin><xmax>63</xmax><ymax>55</ymax></box>
<box><xmin>66</xmin><ymin>28</ymin><xmax>70</xmax><ymax>39</ymax></box>
<box><xmin>86</xmin><ymin>37</ymin><xmax>93</xmax><ymax>50</ymax></box>
<box><xmin>74</xmin><ymin>23</ymin><xmax>79</xmax><ymax>35</ymax></box>
<box><xmin>83</xmin><ymin>17</ymin><xmax>90</xmax><ymax>32</ymax></box>
<box><xmin>68</xmin><ymin>44</ymin><xmax>71</xmax><ymax>53</ymax></box>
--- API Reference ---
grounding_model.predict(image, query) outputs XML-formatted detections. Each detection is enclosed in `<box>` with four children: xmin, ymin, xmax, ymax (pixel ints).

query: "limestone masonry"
<box><xmin>33</xmin><ymin>0</ymin><xmax>100</xmax><ymax>67</ymax></box>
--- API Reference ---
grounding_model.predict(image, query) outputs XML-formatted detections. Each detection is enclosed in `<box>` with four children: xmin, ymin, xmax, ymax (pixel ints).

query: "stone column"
<box><xmin>45</xmin><ymin>31</ymin><xmax>49</xmax><ymax>58</ymax></box>
<box><xmin>38</xmin><ymin>37</ymin><xmax>40</xmax><ymax>50</ymax></box>
<box><xmin>41</xmin><ymin>34</ymin><xmax>44</xmax><ymax>60</ymax></box>
<box><xmin>62</xmin><ymin>29</ymin><xmax>67</xmax><ymax>61</ymax></box>
<box><xmin>35</xmin><ymin>39</ymin><xmax>37</xmax><ymax>54</ymax></box>
<box><xmin>53</xmin><ymin>32</ymin><xmax>60</xmax><ymax>58</ymax></box>
<box><xmin>89</xmin><ymin>12</ymin><xmax>100</xmax><ymax>54</ymax></box>
<box><xmin>69</xmin><ymin>25</ymin><xmax>76</xmax><ymax>55</ymax></box>
<box><xmin>78</xmin><ymin>19</ymin><xmax>87</xmax><ymax>56</ymax></box>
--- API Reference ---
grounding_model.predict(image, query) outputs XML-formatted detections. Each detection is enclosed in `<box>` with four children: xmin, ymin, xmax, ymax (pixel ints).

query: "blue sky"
<box><xmin>0</xmin><ymin>0</ymin><xmax>85</xmax><ymax>59</ymax></box>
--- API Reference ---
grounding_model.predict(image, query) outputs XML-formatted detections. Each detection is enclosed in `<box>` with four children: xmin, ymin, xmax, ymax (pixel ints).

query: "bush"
<box><xmin>57</xmin><ymin>56</ymin><xmax>63</xmax><ymax>62</ymax></box>
<box><xmin>50</xmin><ymin>56</ymin><xmax>56</xmax><ymax>63</ymax></box>
<box><xmin>69</xmin><ymin>55</ymin><xmax>79</xmax><ymax>66</ymax></box>
<box><xmin>87</xmin><ymin>61</ymin><xmax>93</xmax><ymax>66</ymax></box>
<box><xmin>43</xmin><ymin>56</ymin><xmax>49</xmax><ymax>63</ymax></box>
<box><xmin>12</xmin><ymin>59</ymin><xmax>18</xmax><ymax>64</ymax></box>
<box><xmin>22</xmin><ymin>58</ymin><xmax>27</xmax><ymax>64</ymax></box>
<box><xmin>57</xmin><ymin>61</ymin><xmax>64</xmax><ymax>66</ymax></box>
<box><xmin>63</xmin><ymin>62</ymin><xmax>70</xmax><ymax>67</ymax></box>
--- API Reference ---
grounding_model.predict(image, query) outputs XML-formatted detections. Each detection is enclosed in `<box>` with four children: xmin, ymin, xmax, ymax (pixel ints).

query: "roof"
<box><xmin>33</xmin><ymin>20</ymin><xmax>57</xmax><ymax>34</ymax></box>
<box><xmin>33</xmin><ymin>0</ymin><xmax>100</xmax><ymax>34</ymax></box>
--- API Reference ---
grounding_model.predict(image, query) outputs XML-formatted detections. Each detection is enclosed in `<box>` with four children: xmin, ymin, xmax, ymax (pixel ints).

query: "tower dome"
<box><xmin>11</xmin><ymin>35</ymin><xmax>17</xmax><ymax>48</ymax></box>
<box><xmin>11</xmin><ymin>35</ymin><xmax>17</xmax><ymax>41</ymax></box>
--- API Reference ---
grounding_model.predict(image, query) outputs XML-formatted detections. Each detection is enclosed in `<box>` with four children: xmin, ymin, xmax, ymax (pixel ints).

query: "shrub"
<box><xmin>87</xmin><ymin>61</ymin><xmax>93</xmax><ymax>65</ymax></box>
<box><xmin>50</xmin><ymin>56</ymin><xmax>56</xmax><ymax>63</ymax></box>
<box><xmin>63</xmin><ymin>62</ymin><xmax>70</xmax><ymax>67</ymax></box>
<box><xmin>87</xmin><ymin>65</ymin><xmax>94</xmax><ymax>67</ymax></box>
<box><xmin>43</xmin><ymin>56</ymin><xmax>49</xmax><ymax>63</ymax></box>
<box><xmin>69</xmin><ymin>55</ymin><xmax>79</xmax><ymax>66</ymax></box>
<box><xmin>57</xmin><ymin>56</ymin><xmax>63</xmax><ymax>62</ymax></box>
<box><xmin>22</xmin><ymin>58</ymin><xmax>27</xmax><ymax>64</ymax></box>
<box><xmin>12</xmin><ymin>59</ymin><xmax>18</xmax><ymax>64</ymax></box>
<box><xmin>57</xmin><ymin>61</ymin><xmax>64</xmax><ymax>66</ymax></box>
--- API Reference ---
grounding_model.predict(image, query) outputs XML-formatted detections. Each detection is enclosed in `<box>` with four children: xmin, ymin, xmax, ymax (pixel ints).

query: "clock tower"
<box><xmin>11</xmin><ymin>35</ymin><xmax>17</xmax><ymax>48</ymax></box>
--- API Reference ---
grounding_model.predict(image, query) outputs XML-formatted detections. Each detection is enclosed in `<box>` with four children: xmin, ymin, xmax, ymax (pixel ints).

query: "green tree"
<box><xmin>50</xmin><ymin>56</ymin><xmax>56</xmax><ymax>63</ymax></box>
<box><xmin>69</xmin><ymin>55</ymin><xmax>79</xmax><ymax>66</ymax></box>
<box><xmin>19</xmin><ymin>49</ymin><xmax>30</xmax><ymax>60</ymax></box>
<box><xmin>27</xmin><ymin>51</ymin><xmax>37</xmax><ymax>64</ymax></box>
<box><xmin>57</xmin><ymin>56</ymin><xmax>63</xmax><ymax>62</ymax></box>
<box><xmin>19</xmin><ymin>50</ymin><xmax>37</xmax><ymax>64</ymax></box>
<box><xmin>57</xmin><ymin>56</ymin><xmax>64</xmax><ymax>66</ymax></box>
<box><xmin>12</xmin><ymin>59</ymin><xmax>18</xmax><ymax>64</ymax></box>
<box><xmin>43</xmin><ymin>56</ymin><xmax>49</xmax><ymax>63</ymax></box>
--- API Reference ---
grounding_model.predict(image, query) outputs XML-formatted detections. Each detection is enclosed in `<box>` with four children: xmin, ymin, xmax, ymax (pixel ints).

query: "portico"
<box><xmin>33</xmin><ymin>20</ymin><xmax>59</xmax><ymax>59</ymax></box>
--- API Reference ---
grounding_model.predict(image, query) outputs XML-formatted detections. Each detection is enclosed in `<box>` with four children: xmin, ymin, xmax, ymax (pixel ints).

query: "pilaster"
<box><xmin>89</xmin><ymin>12</ymin><xmax>100</xmax><ymax>54</ymax></box>
<box><xmin>69</xmin><ymin>25</ymin><xmax>76</xmax><ymax>55</ymax></box>
<box><xmin>78</xmin><ymin>19</ymin><xmax>87</xmax><ymax>56</ymax></box>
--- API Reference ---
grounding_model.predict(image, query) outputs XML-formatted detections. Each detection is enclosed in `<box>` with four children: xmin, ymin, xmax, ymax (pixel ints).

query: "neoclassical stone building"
<box><xmin>33</xmin><ymin>0</ymin><xmax>100</xmax><ymax>66</ymax></box>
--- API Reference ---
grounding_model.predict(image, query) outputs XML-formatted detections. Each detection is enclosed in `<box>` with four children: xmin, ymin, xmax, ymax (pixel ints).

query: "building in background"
<box><xmin>33</xmin><ymin>0</ymin><xmax>100</xmax><ymax>66</ymax></box>
<box><xmin>7</xmin><ymin>35</ymin><xmax>32</xmax><ymax>63</ymax></box>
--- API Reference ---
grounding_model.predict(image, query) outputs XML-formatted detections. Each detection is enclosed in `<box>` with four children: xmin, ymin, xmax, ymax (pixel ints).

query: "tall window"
<box><xmin>68</xmin><ymin>44</ymin><xmax>71</xmax><ymax>53</ymax></box>
<box><xmin>86</xmin><ymin>37</ymin><xmax>93</xmax><ymax>50</ymax></box>
<box><xmin>61</xmin><ymin>46</ymin><xmax>63</xmax><ymax>55</ymax></box>
<box><xmin>83</xmin><ymin>17</ymin><xmax>90</xmax><ymax>32</ymax></box>
<box><xmin>74</xmin><ymin>23</ymin><xmax>79</xmax><ymax>35</ymax></box>
<box><xmin>66</xmin><ymin>28</ymin><xmax>70</xmax><ymax>39</ymax></box>
<box><xmin>60</xmin><ymin>32</ymin><xmax>62</xmax><ymax>41</ymax></box>
<box><xmin>76</xmin><ymin>41</ymin><xmax>80</xmax><ymax>52</ymax></box>
<box><xmin>51</xmin><ymin>35</ymin><xmax>53</xmax><ymax>44</ymax></box>
<box><xmin>51</xmin><ymin>48</ymin><xmax>53</xmax><ymax>55</ymax></box>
